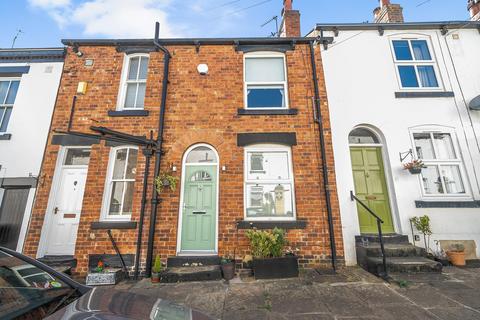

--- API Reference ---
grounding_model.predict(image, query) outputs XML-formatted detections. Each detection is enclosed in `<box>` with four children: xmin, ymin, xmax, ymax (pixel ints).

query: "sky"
<box><xmin>0</xmin><ymin>0</ymin><xmax>471</xmax><ymax>48</ymax></box>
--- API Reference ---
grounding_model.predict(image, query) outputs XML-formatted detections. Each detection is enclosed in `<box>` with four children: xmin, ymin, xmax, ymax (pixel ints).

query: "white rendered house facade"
<box><xmin>0</xmin><ymin>48</ymin><xmax>64</xmax><ymax>252</ymax></box>
<box><xmin>309</xmin><ymin>21</ymin><xmax>480</xmax><ymax>265</ymax></box>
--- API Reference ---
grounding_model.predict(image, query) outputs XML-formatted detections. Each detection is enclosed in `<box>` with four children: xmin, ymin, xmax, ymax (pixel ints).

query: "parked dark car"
<box><xmin>0</xmin><ymin>247</ymin><xmax>213</xmax><ymax>320</ymax></box>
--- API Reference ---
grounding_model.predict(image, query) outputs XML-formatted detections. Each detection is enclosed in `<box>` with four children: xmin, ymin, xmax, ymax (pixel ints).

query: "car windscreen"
<box><xmin>0</xmin><ymin>250</ymin><xmax>74</xmax><ymax>320</ymax></box>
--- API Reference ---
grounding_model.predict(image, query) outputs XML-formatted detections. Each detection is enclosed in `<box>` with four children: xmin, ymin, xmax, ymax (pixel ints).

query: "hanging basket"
<box><xmin>408</xmin><ymin>167</ymin><xmax>423</xmax><ymax>175</ymax></box>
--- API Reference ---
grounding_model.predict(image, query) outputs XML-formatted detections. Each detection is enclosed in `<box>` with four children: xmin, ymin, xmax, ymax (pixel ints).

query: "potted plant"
<box><xmin>151</xmin><ymin>254</ymin><xmax>163</xmax><ymax>283</ymax></box>
<box><xmin>245</xmin><ymin>228</ymin><xmax>298</xmax><ymax>279</ymax></box>
<box><xmin>220</xmin><ymin>257</ymin><xmax>235</xmax><ymax>280</ymax></box>
<box><xmin>155</xmin><ymin>171</ymin><xmax>178</xmax><ymax>193</ymax></box>
<box><xmin>446</xmin><ymin>243</ymin><xmax>466</xmax><ymax>266</ymax></box>
<box><xmin>403</xmin><ymin>159</ymin><xmax>426</xmax><ymax>175</ymax></box>
<box><xmin>410</xmin><ymin>215</ymin><xmax>432</xmax><ymax>254</ymax></box>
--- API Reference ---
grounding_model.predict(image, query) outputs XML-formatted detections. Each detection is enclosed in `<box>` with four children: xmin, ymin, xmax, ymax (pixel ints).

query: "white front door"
<box><xmin>45</xmin><ymin>167</ymin><xmax>88</xmax><ymax>256</ymax></box>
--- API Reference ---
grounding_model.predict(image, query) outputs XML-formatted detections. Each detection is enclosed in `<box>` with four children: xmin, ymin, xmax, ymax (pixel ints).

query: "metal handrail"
<box><xmin>350</xmin><ymin>191</ymin><xmax>388</xmax><ymax>279</ymax></box>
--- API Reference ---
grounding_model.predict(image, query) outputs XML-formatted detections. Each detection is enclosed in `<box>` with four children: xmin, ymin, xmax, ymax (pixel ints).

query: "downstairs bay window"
<box><xmin>412</xmin><ymin>130</ymin><xmax>468</xmax><ymax>198</ymax></box>
<box><xmin>244</xmin><ymin>145</ymin><xmax>296</xmax><ymax>220</ymax></box>
<box><xmin>101</xmin><ymin>146</ymin><xmax>139</xmax><ymax>220</ymax></box>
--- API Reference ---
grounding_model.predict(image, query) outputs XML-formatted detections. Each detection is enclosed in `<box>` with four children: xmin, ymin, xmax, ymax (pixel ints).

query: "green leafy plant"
<box><xmin>245</xmin><ymin>228</ymin><xmax>287</xmax><ymax>259</ymax></box>
<box><xmin>221</xmin><ymin>257</ymin><xmax>232</xmax><ymax>265</ymax></box>
<box><xmin>155</xmin><ymin>171</ymin><xmax>178</xmax><ymax>193</ymax></box>
<box><xmin>448</xmin><ymin>243</ymin><xmax>465</xmax><ymax>253</ymax></box>
<box><xmin>152</xmin><ymin>255</ymin><xmax>163</xmax><ymax>274</ymax></box>
<box><xmin>410</xmin><ymin>215</ymin><xmax>432</xmax><ymax>253</ymax></box>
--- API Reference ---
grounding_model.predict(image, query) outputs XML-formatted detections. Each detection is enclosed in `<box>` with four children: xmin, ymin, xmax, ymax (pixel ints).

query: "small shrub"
<box><xmin>152</xmin><ymin>255</ymin><xmax>163</xmax><ymax>274</ymax></box>
<box><xmin>245</xmin><ymin>228</ymin><xmax>287</xmax><ymax>259</ymax></box>
<box><xmin>410</xmin><ymin>215</ymin><xmax>432</xmax><ymax>252</ymax></box>
<box><xmin>448</xmin><ymin>243</ymin><xmax>465</xmax><ymax>253</ymax></box>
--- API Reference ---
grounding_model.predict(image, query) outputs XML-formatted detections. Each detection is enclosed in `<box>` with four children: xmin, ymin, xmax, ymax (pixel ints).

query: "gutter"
<box><xmin>309</xmin><ymin>41</ymin><xmax>337</xmax><ymax>272</ymax></box>
<box><xmin>144</xmin><ymin>22</ymin><xmax>172</xmax><ymax>278</ymax></box>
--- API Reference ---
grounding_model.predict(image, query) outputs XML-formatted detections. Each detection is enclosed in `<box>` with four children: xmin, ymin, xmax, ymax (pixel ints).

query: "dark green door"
<box><xmin>350</xmin><ymin>147</ymin><xmax>395</xmax><ymax>234</ymax></box>
<box><xmin>180</xmin><ymin>166</ymin><xmax>217</xmax><ymax>252</ymax></box>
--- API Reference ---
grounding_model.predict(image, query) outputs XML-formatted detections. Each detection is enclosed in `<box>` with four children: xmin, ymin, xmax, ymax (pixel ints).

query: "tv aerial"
<box><xmin>261</xmin><ymin>16</ymin><xmax>279</xmax><ymax>37</ymax></box>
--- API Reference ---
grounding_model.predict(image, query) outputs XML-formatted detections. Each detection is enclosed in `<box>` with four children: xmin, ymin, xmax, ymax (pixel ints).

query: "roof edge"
<box><xmin>314</xmin><ymin>21</ymin><xmax>480</xmax><ymax>31</ymax></box>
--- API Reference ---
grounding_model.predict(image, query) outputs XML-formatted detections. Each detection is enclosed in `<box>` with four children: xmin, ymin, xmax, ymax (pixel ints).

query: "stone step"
<box><xmin>167</xmin><ymin>256</ymin><xmax>220</xmax><ymax>268</ymax></box>
<box><xmin>355</xmin><ymin>234</ymin><xmax>409</xmax><ymax>245</ymax></box>
<box><xmin>366</xmin><ymin>257</ymin><xmax>443</xmax><ymax>275</ymax></box>
<box><xmin>38</xmin><ymin>256</ymin><xmax>77</xmax><ymax>275</ymax></box>
<box><xmin>357</xmin><ymin>243</ymin><xmax>427</xmax><ymax>258</ymax></box>
<box><xmin>161</xmin><ymin>265</ymin><xmax>222</xmax><ymax>283</ymax></box>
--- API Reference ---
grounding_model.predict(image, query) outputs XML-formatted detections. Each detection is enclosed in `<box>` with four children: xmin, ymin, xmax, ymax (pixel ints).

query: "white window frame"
<box><xmin>116</xmin><ymin>53</ymin><xmax>149</xmax><ymax>111</ymax></box>
<box><xmin>389</xmin><ymin>37</ymin><xmax>443</xmax><ymax>91</ymax></box>
<box><xmin>0</xmin><ymin>77</ymin><xmax>21</xmax><ymax>134</ymax></box>
<box><xmin>410</xmin><ymin>127</ymin><xmax>471</xmax><ymax>200</ymax></box>
<box><xmin>100</xmin><ymin>146</ymin><xmax>139</xmax><ymax>221</ymax></box>
<box><xmin>243</xmin><ymin>52</ymin><xmax>289</xmax><ymax>110</ymax></box>
<box><xmin>244</xmin><ymin>144</ymin><xmax>296</xmax><ymax>221</ymax></box>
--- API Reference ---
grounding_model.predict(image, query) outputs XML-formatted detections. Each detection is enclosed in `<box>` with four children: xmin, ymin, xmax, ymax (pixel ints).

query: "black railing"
<box><xmin>350</xmin><ymin>191</ymin><xmax>388</xmax><ymax>278</ymax></box>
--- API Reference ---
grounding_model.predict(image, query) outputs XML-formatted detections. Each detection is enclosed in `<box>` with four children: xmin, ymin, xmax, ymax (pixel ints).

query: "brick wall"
<box><xmin>23</xmin><ymin>42</ymin><xmax>344</xmax><ymax>275</ymax></box>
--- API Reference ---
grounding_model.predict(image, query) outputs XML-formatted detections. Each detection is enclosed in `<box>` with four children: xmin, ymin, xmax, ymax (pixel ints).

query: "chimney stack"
<box><xmin>469</xmin><ymin>0</ymin><xmax>480</xmax><ymax>21</ymax></box>
<box><xmin>280</xmin><ymin>0</ymin><xmax>301</xmax><ymax>37</ymax></box>
<box><xmin>373</xmin><ymin>0</ymin><xmax>404</xmax><ymax>23</ymax></box>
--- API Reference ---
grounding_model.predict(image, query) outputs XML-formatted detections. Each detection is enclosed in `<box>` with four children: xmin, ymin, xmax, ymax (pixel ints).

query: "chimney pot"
<box><xmin>280</xmin><ymin>0</ymin><xmax>300</xmax><ymax>37</ymax></box>
<box><xmin>284</xmin><ymin>0</ymin><xmax>293</xmax><ymax>11</ymax></box>
<box><xmin>380</xmin><ymin>0</ymin><xmax>391</xmax><ymax>7</ymax></box>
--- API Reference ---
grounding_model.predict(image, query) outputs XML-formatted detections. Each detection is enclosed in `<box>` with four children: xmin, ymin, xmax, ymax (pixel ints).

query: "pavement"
<box><xmin>114</xmin><ymin>266</ymin><xmax>480</xmax><ymax>319</ymax></box>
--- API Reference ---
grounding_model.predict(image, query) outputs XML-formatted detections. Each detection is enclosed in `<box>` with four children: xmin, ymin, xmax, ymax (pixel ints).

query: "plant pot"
<box><xmin>447</xmin><ymin>251</ymin><xmax>466</xmax><ymax>266</ymax></box>
<box><xmin>151</xmin><ymin>272</ymin><xmax>160</xmax><ymax>283</ymax></box>
<box><xmin>252</xmin><ymin>256</ymin><xmax>299</xmax><ymax>279</ymax></box>
<box><xmin>408</xmin><ymin>167</ymin><xmax>423</xmax><ymax>175</ymax></box>
<box><xmin>221</xmin><ymin>262</ymin><xmax>235</xmax><ymax>280</ymax></box>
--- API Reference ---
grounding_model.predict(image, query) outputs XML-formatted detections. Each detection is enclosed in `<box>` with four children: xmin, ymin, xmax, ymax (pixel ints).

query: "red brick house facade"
<box><xmin>23</xmin><ymin>4</ymin><xmax>344</xmax><ymax>277</ymax></box>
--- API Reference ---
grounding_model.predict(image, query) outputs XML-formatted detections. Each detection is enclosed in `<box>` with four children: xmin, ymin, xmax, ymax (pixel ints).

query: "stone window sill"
<box><xmin>108</xmin><ymin>110</ymin><xmax>149</xmax><ymax>117</ymax></box>
<box><xmin>0</xmin><ymin>134</ymin><xmax>12</xmax><ymax>140</ymax></box>
<box><xmin>237</xmin><ymin>109</ymin><xmax>298</xmax><ymax>116</ymax></box>
<box><xmin>415</xmin><ymin>200</ymin><xmax>480</xmax><ymax>208</ymax></box>
<box><xmin>91</xmin><ymin>221</ymin><xmax>137</xmax><ymax>230</ymax></box>
<box><xmin>236</xmin><ymin>220</ymin><xmax>307</xmax><ymax>230</ymax></box>
<box><xmin>395</xmin><ymin>91</ymin><xmax>455</xmax><ymax>98</ymax></box>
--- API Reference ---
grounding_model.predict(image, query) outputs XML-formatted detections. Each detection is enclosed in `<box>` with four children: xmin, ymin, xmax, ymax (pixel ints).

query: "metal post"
<box><xmin>377</xmin><ymin>220</ymin><xmax>388</xmax><ymax>278</ymax></box>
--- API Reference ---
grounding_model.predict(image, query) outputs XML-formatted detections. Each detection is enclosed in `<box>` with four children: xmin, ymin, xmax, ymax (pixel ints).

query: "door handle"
<box><xmin>54</xmin><ymin>207</ymin><xmax>59</xmax><ymax>215</ymax></box>
<box><xmin>192</xmin><ymin>211</ymin><xmax>206</xmax><ymax>215</ymax></box>
<box><xmin>366</xmin><ymin>195</ymin><xmax>377</xmax><ymax>200</ymax></box>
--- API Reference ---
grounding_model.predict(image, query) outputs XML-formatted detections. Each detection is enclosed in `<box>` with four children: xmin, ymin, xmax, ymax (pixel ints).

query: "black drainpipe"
<box><xmin>133</xmin><ymin>132</ymin><xmax>154</xmax><ymax>279</ymax></box>
<box><xmin>145</xmin><ymin>22</ymin><xmax>172</xmax><ymax>277</ymax></box>
<box><xmin>309</xmin><ymin>40</ymin><xmax>337</xmax><ymax>272</ymax></box>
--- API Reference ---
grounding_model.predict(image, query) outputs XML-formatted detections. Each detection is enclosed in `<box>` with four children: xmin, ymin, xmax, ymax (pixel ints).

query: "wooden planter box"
<box><xmin>86</xmin><ymin>268</ymin><xmax>124</xmax><ymax>286</ymax></box>
<box><xmin>252</xmin><ymin>256</ymin><xmax>299</xmax><ymax>279</ymax></box>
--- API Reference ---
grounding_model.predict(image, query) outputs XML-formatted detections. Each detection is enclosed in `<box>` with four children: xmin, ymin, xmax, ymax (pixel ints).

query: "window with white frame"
<box><xmin>102</xmin><ymin>147</ymin><xmax>138</xmax><ymax>219</ymax></box>
<box><xmin>391</xmin><ymin>39</ymin><xmax>440</xmax><ymax>89</ymax></box>
<box><xmin>244</xmin><ymin>145</ymin><xmax>295</xmax><ymax>220</ymax></box>
<box><xmin>412</xmin><ymin>130</ymin><xmax>468</xmax><ymax>197</ymax></box>
<box><xmin>244</xmin><ymin>52</ymin><xmax>288</xmax><ymax>109</ymax></box>
<box><xmin>0</xmin><ymin>79</ymin><xmax>20</xmax><ymax>133</ymax></box>
<box><xmin>118</xmin><ymin>54</ymin><xmax>149</xmax><ymax>110</ymax></box>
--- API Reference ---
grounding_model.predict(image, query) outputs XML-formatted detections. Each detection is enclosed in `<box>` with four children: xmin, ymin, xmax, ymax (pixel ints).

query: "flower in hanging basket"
<box><xmin>403</xmin><ymin>159</ymin><xmax>426</xmax><ymax>174</ymax></box>
<box><xmin>155</xmin><ymin>172</ymin><xmax>178</xmax><ymax>193</ymax></box>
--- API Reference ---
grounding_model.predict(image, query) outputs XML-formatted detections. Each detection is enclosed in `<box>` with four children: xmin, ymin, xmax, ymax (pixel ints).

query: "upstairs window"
<box><xmin>0</xmin><ymin>79</ymin><xmax>20</xmax><ymax>133</ymax></box>
<box><xmin>244</xmin><ymin>52</ymin><xmax>288</xmax><ymax>109</ymax></box>
<box><xmin>118</xmin><ymin>54</ymin><xmax>149</xmax><ymax>110</ymax></box>
<box><xmin>102</xmin><ymin>147</ymin><xmax>138</xmax><ymax>220</ymax></box>
<box><xmin>244</xmin><ymin>145</ymin><xmax>295</xmax><ymax>220</ymax></box>
<box><xmin>392</xmin><ymin>39</ymin><xmax>439</xmax><ymax>89</ymax></box>
<box><xmin>412</xmin><ymin>130</ymin><xmax>468</xmax><ymax>197</ymax></box>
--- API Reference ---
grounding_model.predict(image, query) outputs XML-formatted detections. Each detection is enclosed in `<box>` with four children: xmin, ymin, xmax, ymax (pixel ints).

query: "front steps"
<box><xmin>162</xmin><ymin>256</ymin><xmax>222</xmax><ymax>283</ymax></box>
<box><xmin>356</xmin><ymin>234</ymin><xmax>442</xmax><ymax>276</ymax></box>
<box><xmin>38</xmin><ymin>255</ymin><xmax>77</xmax><ymax>275</ymax></box>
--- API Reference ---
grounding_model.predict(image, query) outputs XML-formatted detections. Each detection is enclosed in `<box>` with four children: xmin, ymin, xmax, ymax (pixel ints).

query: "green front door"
<box><xmin>180</xmin><ymin>165</ymin><xmax>217</xmax><ymax>252</ymax></box>
<box><xmin>350</xmin><ymin>147</ymin><xmax>395</xmax><ymax>234</ymax></box>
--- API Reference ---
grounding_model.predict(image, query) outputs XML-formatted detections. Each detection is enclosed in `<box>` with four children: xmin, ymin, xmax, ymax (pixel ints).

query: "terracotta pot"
<box><xmin>151</xmin><ymin>273</ymin><xmax>160</xmax><ymax>283</ymax></box>
<box><xmin>447</xmin><ymin>251</ymin><xmax>466</xmax><ymax>266</ymax></box>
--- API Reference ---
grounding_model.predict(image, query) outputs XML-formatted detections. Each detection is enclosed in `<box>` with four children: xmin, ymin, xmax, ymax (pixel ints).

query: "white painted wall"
<box><xmin>0</xmin><ymin>61</ymin><xmax>63</xmax><ymax>252</ymax></box>
<box><xmin>314</xmin><ymin>27</ymin><xmax>480</xmax><ymax>265</ymax></box>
